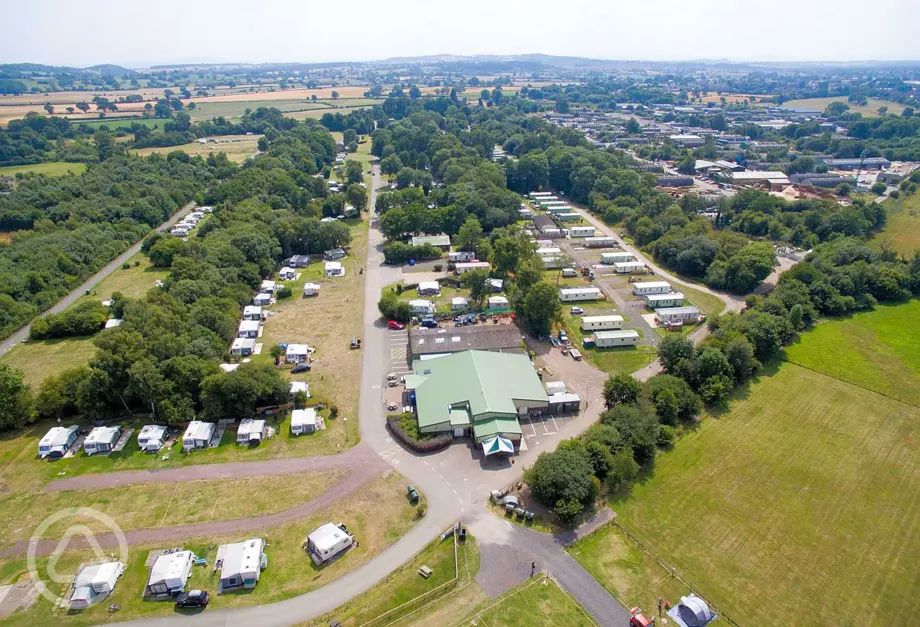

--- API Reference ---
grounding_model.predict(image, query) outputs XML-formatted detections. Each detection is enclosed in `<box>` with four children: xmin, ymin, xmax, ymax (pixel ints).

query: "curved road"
<box><xmin>0</xmin><ymin>201</ymin><xmax>196</xmax><ymax>357</ymax></box>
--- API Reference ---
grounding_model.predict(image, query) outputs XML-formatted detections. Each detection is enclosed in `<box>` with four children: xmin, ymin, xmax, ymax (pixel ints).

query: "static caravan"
<box><xmin>323</xmin><ymin>248</ymin><xmax>346</xmax><ymax>261</ymax></box>
<box><xmin>451</xmin><ymin>296</ymin><xmax>470</xmax><ymax>311</ymax></box>
<box><xmin>237</xmin><ymin>419</ymin><xmax>266</xmax><ymax>445</ymax></box>
<box><xmin>252</xmin><ymin>293</ymin><xmax>272</xmax><ymax>307</ymax></box>
<box><xmin>581</xmin><ymin>315</ymin><xmax>624</xmax><ymax>331</ymax></box>
<box><xmin>529</xmin><ymin>191</ymin><xmax>556</xmax><ymax>199</ymax></box>
<box><xmin>585</xmin><ymin>236</ymin><xmax>616</xmax><ymax>248</ymax></box>
<box><xmin>260</xmin><ymin>280</ymin><xmax>277</xmax><ymax>294</ymax></box>
<box><xmin>69</xmin><ymin>562</ymin><xmax>126</xmax><ymax>609</ymax></box>
<box><xmin>291</xmin><ymin>408</ymin><xmax>319</xmax><ymax>435</ymax></box>
<box><xmin>455</xmin><ymin>261</ymin><xmax>490</xmax><ymax>274</ymax></box>
<box><xmin>286</xmin><ymin>343</ymin><xmax>310</xmax><ymax>363</ymax></box>
<box><xmin>559</xmin><ymin>287</ymin><xmax>603</xmax><ymax>302</ymax></box>
<box><xmin>83</xmin><ymin>425</ymin><xmax>121</xmax><ymax>455</ymax></box>
<box><xmin>324</xmin><ymin>261</ymin><xmax>345</xmax><ymax>277</ymax></box>
<box><xmin>279</xmin><ymin>267</ymin><xmax>297</xmax><ymax>281</ymax></box>
<box><xmin>539</xmin><ymin>227</ymin><xmax>563</xmax><ymax>238</ymax></box>
<box><xmin>569</xmin><ymin>226</ymin><xmax>597</xmax><ymax>238</ymax></box>
<box><xmin>448</xmin><ymin>251</ymin><xmax>476</xmax><ymax>263</ymax></box>
<box><xmin>614</xmin><ymin>261</ymin><xmax>647</xmax><ymax>274</ymax></box>
<box><xmin>242</xmin><ymin>305</ymin><xmax>262</xmax><ymax>321</ymax></box>
<box><xmin>305</xmin><ymin>523</ymin><xmax>354</xmax><ymax>565</ymax></box>
<box><xmin>408</xmin><ymin>299</ymin><xmax>435</xmax><ymax>315</ymax></box>
<box><xmin>231</xmin><ymin>337</ymin><xmax>256</xmax><ymax>357</ymax></box>
<box><xmin>217</xmin><ymin>538</ymin><xmax>266</xmax><ymax>591</ymax></box>
<box><xmin>488</xmin><ymin>295</ymin><xmax>510</xmax><ymax>310</ymax></box>
<box><xmin>632</xmin><ymin>281</ymin><xmax>671</xmax><ymax>296</ymax></box>
<box><xmin>535</xmin><ymin>246</ymin><xmax>562</xmax><ymax>258</ymax></box>
<box><xmin>601</xmin><ymin>251</ymin><xmax>636</xmax><ymax>264</ymax></box>
<box><xmin>644</xmin><ymin>292</ymin><xmax>685</xmax><ymax>308</ymax></box>
<box><xmin>145</xmin><ymin>550</ymin><xmax>193</xmax><ymax>596</ymax></box>
<box><xmin>656</xmin><ymin>306</ymin><xmax>702</xmax><ymax>324</ymax></box>
<box><xmin>417</xmin><ymin>281</ymin><xmax>441</xmax><ymax>296</ymax></box>
<box><xmin>182</xmin><ymin>421</ymin><xmax>216</xmax><ymax>452</ymax></box>
<box><xmin>302</xmin><ymin>282</ymin><xmax>321</xmax><ymax>297</ymax></box>
<box><xmin>545</xmin><ymin>205</ymin><xmax>573</xmax><ymax>214</ymax></box>
<box><xmin>555</xmin><ymin>212</ymin><xmax>582</xmax><ymax>222</ymax></box>
<box><xmin>592</xmin><ymin>330</ymin><xmax>640</xmax><ymax>347</ymax></box>
<box><xmin>137</xmin><ymin>425</ymin><xmax>168</xmax><ymax>452</ymax></box>
<box><xmin>238</xmin><ymin>319</ymin><xmax>260</xmax><ymax>339</ymax></box>
<box><xmin>38</xmin><ymin>425</ymin><xmax>80</xmax><ymax>459</ymax></box>
<box><xmin>541</xmin><ymin>256</ymin><xmax>563</xmax><ymax>269</ymax></box>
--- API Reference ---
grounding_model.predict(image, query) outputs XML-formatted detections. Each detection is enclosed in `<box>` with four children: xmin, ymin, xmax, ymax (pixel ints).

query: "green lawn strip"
<box><xmin>0</xmin><ymin>162</ymin><xmax>87</xmax><ymax>177</ymax></box>
<box><xmin>558</xmin><ymin>304</ymin><xmax>657</xmax><ymax>375</ymax></box>
<box><xmin>0</xmin><ymin>336</ymin><xmax>97</xmax><ymax>389</ymax></box>
<box><xmin>462</xmin><ymin>575</ymin><xmax>596</xmax><ymax>627</ymax></box>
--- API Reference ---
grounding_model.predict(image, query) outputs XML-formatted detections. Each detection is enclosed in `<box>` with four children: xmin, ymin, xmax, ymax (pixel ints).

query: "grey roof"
<box><xmin>409</xmin><ymin>325</ymin><xmax>523</xmax><ymax>356</ymax></box>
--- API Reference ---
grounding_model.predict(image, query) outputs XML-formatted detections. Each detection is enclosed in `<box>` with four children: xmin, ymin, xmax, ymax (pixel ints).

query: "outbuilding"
<box><xmin>216</xmin><ymin>538</ymin><xmax>266</xmax><ymax>591</ymax></box>
<box><xmin>145</xmin><ymin>550</ymin><xmax>193</xmax><ymax>596</ymax></box>
<box><xmin>137</xmin><ymin>425</ymin><xmax>168</xmax><ymax>452</ymax></box>
<box><xmin>305</xmin><ymin>523</ymin><xmax>354</xmax><ymax>565</ymax></box>
<box><xmin>632</xmin><ymin>281</ymin><xmax>671</xmax><ymax>296</ymax></box>
<box><xmin>38</xmin><ymin>425</ymin><xmax>79</xmax><ymax>459</ymax></box>
<box><xmin>236</xmin><ymin>419</ymin><xmax>266</xmax><ymax>445</ymax></box>
<box><xmin>242</xmin><ymin>305</ymin><xmax>262</xmax><ymax>321</ymax></box>
<box><xmin>417</xmin><ymin>280</ymin><xmax>441</xmax><ymax>296</ymax></box>
<box><xmin>645</xmin><ymin>292</ymin><xmax>685</xmax><ymax>308</ymax></box>
<box><xmin>231</xmin><ymin>337</ymin><xmax>256</xmax><ymax>357</ymax></box>
<box><xmin>581</xmin><ymin>315</ymin><xmax>624</xmax><ymax>331</ymax></box>
<box><xmin>559</xmin><ymin>287</ymin><xmax>603</xmax><ymax>302</ymax></box>
<box><xmin>182</xmin><ymin>421</ymin><xmax>216</xmax><ymax>452</ymax></box>
<box><xmin>324</xmin><ymin>261</ymin><xmax>345</xmax><ymax>277</ymax></box>
<box><xmin>285</xmin><ymin>343</ymin><xmax>310</xmax><ymax>363</ymax></box>
<box><xmin>238</xmin><ymin>319</ymin><xmax>260</xmax><ymax>339</ymax></box>
<box><xmin>291</xmin><ymin>408</ymin><xmax>319</xmax><ymax>435</ymax></box>
<box><xmin>69</xmin><ymin>561</ymin><xmax>126</xmax><ymax>609</ymax></box>
<box><xmin>83</xmin><ymin>425</ymin><xmax>122</xmax><ymax>455</ymax></box>
<box><xmin>302</xmin><ymin>282</ymin><xmax>321</xmax><ymax>297</ymax></box>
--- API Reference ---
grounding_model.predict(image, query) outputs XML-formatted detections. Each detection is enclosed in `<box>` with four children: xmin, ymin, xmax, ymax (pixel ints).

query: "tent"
<box><xmin>481</xmin><ymin>435</ymin><xmax>514</xmax><ymax>456</ymax></box>
<box><xmin>667</xmin><ymin>594</ymin><xmax>717</xmax><ymax>627</ymax></box>
<box><xmin>69</xmin><ymin>561</ymin><xmax>125</xmax><ymax>609</ymax></box>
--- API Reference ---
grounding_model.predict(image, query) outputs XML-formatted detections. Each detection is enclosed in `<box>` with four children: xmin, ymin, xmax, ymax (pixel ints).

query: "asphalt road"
<box><xmin>0</xmin><ymin>201</ymin><xmax>196</xmax><ymax>358</ymax></box>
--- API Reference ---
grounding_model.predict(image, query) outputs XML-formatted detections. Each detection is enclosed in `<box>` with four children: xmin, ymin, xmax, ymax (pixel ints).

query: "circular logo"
<box><xmin>27</xmin><ymin>507</ymin><xmax>129</xmax><ymax>606</ymax></box>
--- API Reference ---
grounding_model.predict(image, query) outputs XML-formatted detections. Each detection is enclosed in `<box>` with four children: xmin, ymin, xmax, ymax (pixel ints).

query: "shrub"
<box><xmin>121</xmin><ymin>262</ymin><xmax>131</xmax><ymax>269</ymax></box>
<box><xmin>386</xmin><ymin>413</ymin><xmax>452</xmax><ymax>453</ymax></box>
<box><xmin>277</xmin><ymin>285</ymin><xmax>293</xmax><ymax>299</ymax></box>
<box><xmin>30</xmin><ymin>301</ymin><xmax>109</xmax><ymax>340</ymax></box>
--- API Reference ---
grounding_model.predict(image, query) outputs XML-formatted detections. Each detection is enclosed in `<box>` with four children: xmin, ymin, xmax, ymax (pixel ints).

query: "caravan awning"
<box><xmin>482</xmin><ymin>435</ymin><xmax>514</xmax><ymax>456</ymax></box>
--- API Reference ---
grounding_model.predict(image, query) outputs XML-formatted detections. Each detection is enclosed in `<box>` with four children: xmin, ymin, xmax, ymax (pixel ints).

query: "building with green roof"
<box><xmin>406</xmin><ymin>350</ymin><xmax>548</xmax><ymax>443</ymax></box>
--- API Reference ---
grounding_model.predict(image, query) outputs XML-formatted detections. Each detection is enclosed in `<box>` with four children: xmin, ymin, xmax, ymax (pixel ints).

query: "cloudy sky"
<box><xmin>2</xmin><ymin>0</ymin><xmax>919</xmax><ymax>67</ymax></box>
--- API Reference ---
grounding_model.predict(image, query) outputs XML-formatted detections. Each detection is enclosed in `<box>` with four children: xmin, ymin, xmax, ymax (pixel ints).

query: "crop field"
<box><xmin>782</xmin><ymin>96</ymin><xmax>905</xmax><ymax>117</ymax></box>
<box><xmin>601</xmin><ymin>302</ymin><xmax>920</xmax><ymax>625</ymax></box>
<box><xmin>0</xmin><ymin>162</ymin><xmax>87</xmax><ymax>177</ymax></box>
<box><xmin>132</xmin><ymin>134</ymin><xmax>262</xmax><ymax>163</ymax></box>
<box><xmin>871</xmin><ymin>190</ymin><xmax>920</xmax><ymax>256</ymax></box>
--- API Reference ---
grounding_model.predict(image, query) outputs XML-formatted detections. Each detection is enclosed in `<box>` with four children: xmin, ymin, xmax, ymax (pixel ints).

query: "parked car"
<box><xmin>175</xmin><ymin>590</ymin><xmax>209</xmax><ymax>609</ymax></box>
<box><xmin>569</xmin><ymin>306</ymin><xmax>584</xmax><ymax>315</ymax></box>
<box><xmin>407</xmin><ymin>485</ymin><xmax>420</xmax><ymax>502</ymax></box>
<box><xmin>291</xmin><ymin>362</ymin><xmax>311</xmax><ymax>373</ymax></box>
<box><xmin>420</xmin><ymin>317</ymin><xmax>438</xmax><ymax>329</ymax></box>
<box><xmin>350</xmin><ymin>337</ymin><xmax>362</xmax><ymax>349</ymax></box>
<box><xmin>387</xmin><ymin>320</ymin><xmax>406</xmax><ymax>330</ymax></box>
<box><xmin>558</xmin><ymin>329</ymin><xmax>568</xmax><ymax>343</ymax></box>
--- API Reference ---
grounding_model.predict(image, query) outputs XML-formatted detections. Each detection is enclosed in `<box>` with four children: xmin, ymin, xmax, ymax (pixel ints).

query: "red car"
<box><xmin>387</xmin><ymin>320</ymin><xmax>405</xmax><ymax>330</ymax></box>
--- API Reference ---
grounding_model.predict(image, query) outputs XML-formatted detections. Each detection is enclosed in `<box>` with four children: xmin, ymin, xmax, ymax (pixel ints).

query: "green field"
<box><xmin>462</xmin><ymin>575</ymin><xmax>596</xmax><ymax>627</ymax></box>
<box><xmin>188</xmin><ymin>98</ymin><xmax>381</xmax><ymax>122</ymax></box>
<box><xmin>599</xmin><ymin>302</ymin><xmax>920</xmax><ymax>625</ymax></box>
<box><xmin>871</xmin><ymin>190</ymin><xmax>920</xmax><ymax>256</ymax></box>
<box><xmin>132</xmin><ymin>134</ymin><xmax>261</xmax><ymax>163</ymax></box>
<box><xmin>782</xmin><ymin>96</ymin><xmax>906</xmax><ymax>117</ymax></box>
<box><xmin>0</xmin><ymin>162</ymin><xmax>87</xmax><ymax>177</ymax></box>
<box><xmin>0</xmin><ymin>336</ymin><xmax>97</xmax><ymax>388</ymax></box>
<box><xmin>74</xmin><ymin>117</ymin><xmax>166</xmax><ymax>131</ymax></box>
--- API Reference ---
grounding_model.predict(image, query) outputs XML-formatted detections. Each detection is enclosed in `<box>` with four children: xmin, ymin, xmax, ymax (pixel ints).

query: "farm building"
<box><xmin>323</xmin><ymin>248</ymin><xmax>346</xmax><ymax>260</ymax></box>
<box><xmin>408</xmin><ymin>299</ymin><xmax>435</xmax><ymax>315</ymax></box>
<box><xmin>279</xmin><ymin>267</ymin><xmax>296</xmax><ymax>281</ymax></box>
<box><xmin>231</xmin><ymin>337</ymin><xmax>256</xmax><ymax>357</ymax></box>
<box><xmin>632</xmin><ymin>281</ymin><xmax>671</xmax><ymax>296</ymax></box>
<box><xmin>38</xmin><ymin>425</ymin><xmax>79</xmax><ymax>459</ymax></box>
<box><xmin>83</xmin><ymin>425</ymin><xmax>121</xmax><ymax>455</ymax></box>
<box><xmin>291</xmin><ymin>408</ymin><xmax>319</xmax><ymax>435</ymax></box>
<box><xmin>448</xmin><ymin>251</ymin><xmax>476</xmax><ymax>263</ymax></box>
<box><xmin>405</xmin><ymin>350</ymin><xmax>547</xmax><ymax>443</ymax></box>
<box><xmin>451</xmin><ymin>296</ymin><xmax>469</xmax><ymax>311</ymax></box>
<box><xmin>613</xmin><ymin>261</ymin><xmax>647</xmax><ymax>274</ymax></box>
<box><xmin>585</xmin><ymin>236</ymin><xmax>617</xmax><ymax>248</ymax></box>
<box><xmin>821</xmin><ymin>157</ymin><xmax>891</xmax><ymax>170</ymax></box>
<box><xmin>656</xmin><ymin>306</ymin><xmax>702</xmax><ymax>324</ymax></box>
<box><xmin>559</xmin><ymin>287</ymin><xmax>603</xmax><ymax>302</ymax></box>
<box><xmin>182</xmin><ymin>421</ymin><xmax>216</xmax><ymax>452</ymax></box>
<box><xmin>69</xmin><ymin>561</ymin><xmax>126</xmax><ymax>609</ymax></box>
<box><xmin>592</xmin><ymin>330</ymin><xmax>640</xmax><ymax>347</ymax></box>
<box><xmin>238</xmin><ymin>319</ymin><xmax>260</xmax><ymax>339</ymax></box>
<box><xmin>252</xmin><ymin>293</ymin><xmax>272</xmax><ymax>307</ymax></box>
<box><xmin>417</xmin><ymin>280</ymin><xmax>441</xmax><ymax>296</ymax></box>
<box><xmin>324</xmin><ymin>261</ymin><xmax>345</xmax><ymax>277</ymax></box>
<box><xmin>286</xmin><ymin>254</ymin><xmax>311</xmax><ymax>268</ymax></box>
<box><xmin>487</xmin><ymin>295</ymin><xmax>510</xmax><ymax>310</ymax></box>
<box><xmin>216</xmin><ymin>538</ymin><xmax>266</xmax><ymax>591</ymax></box>
<box><xmin>569</xmin><ymin>226</ymin><xmax>596</xmax><ymax>238</ymax></box>
<box><xmin>731</xmin><ymin>171</ymin><xmax>791</xmax><ymax>189</ymax></box>
<box><xmin>601</xmin><ymin>251</ymin><xmax>636</xmax><ymax>264</ymax></box>
<box><xmin>645</xmin><ymin>292</ymin><xmax>685</xmax><ymax>308</ymax></box>
<box><xmin>242</xmin><ymin>305</ymin><xmax>262</xmax><ymax>321</ymax></box>
<box><xmin>260</xmin><ymin>280</ymin><xmax>277</xmax><ymax>294</ymax></box>
<box><xmin>411</xmin><ymin>234</ymin><xmax>451</xmax><ymax>250</ymax></box>
<box><xmin>236</xmin><ymin>419</ymin><xmax>266</xmax><ymax>445</ymax></box>
<box><xmin>302</xmin><ymin>282</ymin><xmax>321</xmax><ymax>296</ymax></box>
<box><xmin>145</xmin><ymin>550</ymin><xmax>193</xmax><ymax>596</ymax></box>
<box><xmin>409</xmin><ymin>325</ymin><xmax>522</xmax><ymax>358</ymax></box>
<box><xmin>581</xmin><ymin>315</ymin><xmax>624</xmax><ymax>331</ymax></box>
<box><xmin>305</xmin><ymin>523</ymin><xmax>354</xmax><ymax>565</ymax></box>
<box><xmin>285</xmin><ymin>343</ymin><xmax>310</xmax><ymax>363</ymax></box>
<box><xmin>455</xmin><ymin>261</ymin><xmax>490</xmax><ymax>274</ymax></box>
<box><xmin>137</xmin><ymin>425</ymin><xmax>168</xmax><ymax>452</ymax></box>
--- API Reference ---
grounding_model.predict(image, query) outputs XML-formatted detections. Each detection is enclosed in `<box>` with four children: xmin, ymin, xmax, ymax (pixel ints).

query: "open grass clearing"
<box><xmin>871</xmin><ymin>190</ymin><xmax>920</xmax><ymax>256</ymax></box>
<box><xmin>0</xmin><ymin>471</ymin><xmax>420</xmax><ymax>625</ymax></box>
<box><xmin>285</xmin><ymin>104</ymin><xmax>377</xmax><ymax>121</ymax></box>
<box><xmin>607</xmin><ymin>354</ymin><xmax>920</xmax><ymax>626</ymax></box>
<box><xmin>132</xmin><ymin>134</ymin><xmax>261</xmax><ymax>163</ymax></box>
<box><xmin>460</xmin><ymin>575</ymin><xmax>596</xmax><ymax>627</ymax></box>
<box><xmin>74</xmin><ymin>117</ymin><xmax>167</xmax><ymax>131</ymax></box>
<box><xmin>0</xmin><ymin>336</ymin><xmax>97</xmax><ymax>389</ymax></box>
<box><xmin>782</xmin><ymin>96</ymin><xmax>905</xmax><ymax>117</ymax></box>
<box><xmin>0</xmin><ymin>162</ymin><xmax>87</xmax><ymax>177</ymax></box>
<box><xmin>74</xmin><ymin>252</ymin><xmax>168</xmax><ymax>303</ymax></box>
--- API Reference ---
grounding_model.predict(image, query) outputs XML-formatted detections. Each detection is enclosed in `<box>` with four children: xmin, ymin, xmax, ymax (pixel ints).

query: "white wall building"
<box><xmin>632</xmin><ymin>281</ymin><xmax>672</xmax><ymax>296</ymax></box>
<box><xmin>581</xmin><ymin>315</ymin><xmax>624</xmax><ymax>331</ymax></box>
<box><xmin>559</xmin><ymin>287</ymin><xmax>603</xmax><ymax>302</ymax></box>
<box><xmin>592</xmin><ymin>330</ymin><xmax>640</xmax><ymax>347</ymax></box>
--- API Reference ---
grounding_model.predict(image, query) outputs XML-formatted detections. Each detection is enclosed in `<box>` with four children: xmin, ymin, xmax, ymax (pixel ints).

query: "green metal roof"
<box><xmin>473</xmin><ymin>416</ymin><xmax>523</xmax><ymax>441</ymax></box>
<box><xmin>412</xmin><ymin>350</ymin><xmax>547</xmax><ymax>431</ymax></box>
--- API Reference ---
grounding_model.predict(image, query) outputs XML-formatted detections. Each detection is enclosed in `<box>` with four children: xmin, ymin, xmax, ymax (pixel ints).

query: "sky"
<box><xmin>2</xmin><ymin>0</ymin><xmax>919</xmax><ymax>67</ymax></box>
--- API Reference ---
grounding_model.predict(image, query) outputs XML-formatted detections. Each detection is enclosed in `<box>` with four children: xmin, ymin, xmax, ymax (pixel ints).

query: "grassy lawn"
<box><xmin>188</xmin><ymin>99</ymin><xmax>329</xmax><ymax>121</ymax></box>
<box><xmin>0</xmin><ymin>336</ymin><xmax>97</xmax><ymax>388</ymax></box>
<box><xmin>782</xmin><ymin>96</ymin><xmax>905</xmax><ymax>116</ymax></box>
<box><xmin>605</xmin><ymin>353</ymin><xmax>920</xmax><ymax>625</ymax></box>
<box><xmin>461</xmin><ymin>575</ymin><xmax>596</xmax><ymax>627</ymax></box>
<box><xmin>559</xmin><ymin>301</ymin><xmax>657</xmax><ymax>375</ymax></box>
<box><xmin>672</xmin><ymin>281</ymin><xmax>725</xmax><ymax>317</ymax></box>
<box><xmin>392</xmin><ymin>281</ymin><xmax>473</xmax><ymax>316</ymax></box>
<box><xmin>74</xmin><ymin>252</ymin><xmax>169</xmax><ymax>302</ymax></box>
<box><xmin>783</xmin><ymin>300</ymin><xmax>920</xmax><ymax>405</ymax></box>
<box><xmin>74</xmin><ymin>118</ymin><xmax>166</xmax><ymax>131</ymax></box>
<box><xmin>285</xmin><ymin>103</ymin><xmax>380</xmax><ymax>122</ymax></box>
<box><xmin>0</xmin><ymin>162</ymin><xmax>87</xmax><ymax>177</ymax></box>
<box><xmin>132</xmin><ymin>134</ymin><xmax>262</xmax><ymax>163</ymax></box>
<box><xmin>0</xmin><ymin>471</ymin><xmax>421</xmax><ymax>625</ymax></box>
<box><xmin>870</xmin><ymin>190</ymin><xmax>920</xmax><ymax>256</ymax></box>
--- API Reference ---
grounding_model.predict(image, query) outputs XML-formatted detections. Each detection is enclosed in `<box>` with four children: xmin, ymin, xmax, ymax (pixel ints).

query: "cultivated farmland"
<box><xmin>781</xmin><ymin>96</ymin><xmax>905</xmax><ymax>116</ymax></box>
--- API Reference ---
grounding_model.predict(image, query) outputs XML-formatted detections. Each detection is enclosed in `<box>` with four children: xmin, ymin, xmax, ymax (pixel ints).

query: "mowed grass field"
<box><xmin>461</xmin><ymin>575</ymin><xmax>595</xmax><ymax>627</ymax></box>
<box><xmin>871</xmin><ymin>190</ymin><xmax>920</xmax><ymax>256</ymax></box>
<box><xmin>132</xmin><ymin>134</ymin><xmax>262</xmax><ymax>163</ymax></box>
<box><xmin>603</xmin><ymin>302</ymin><xmax>920</xmax><ymax>625</ymax></box>
<box><xmin>0</xmin><ymin>162</ymin><xmax>87</xmax><ymax>177</ymax></box>
<box><xmin>782</xmin><ymin>96</ymin><xmax>905</xmax><ymax>117</ymax></box>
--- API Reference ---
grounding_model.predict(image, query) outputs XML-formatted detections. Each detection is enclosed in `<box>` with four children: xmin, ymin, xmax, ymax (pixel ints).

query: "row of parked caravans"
<box><xmin>169</xmin><ymin>206</ymin><xmax>213</xmax><ymax>237</ymax></box>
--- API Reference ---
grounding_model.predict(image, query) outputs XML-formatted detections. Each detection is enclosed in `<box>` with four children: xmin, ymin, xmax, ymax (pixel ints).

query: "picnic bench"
<box><xmin>418</xmin><ymin>565</ymin><xmax>433</xmax><ymax>579</ymax></box>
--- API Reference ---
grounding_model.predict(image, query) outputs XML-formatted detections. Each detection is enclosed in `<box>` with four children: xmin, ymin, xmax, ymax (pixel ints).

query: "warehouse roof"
<box><xmin>409</xmin><ymin>325</ymin><xmax>522</xmax><ymax>356</ymax></box>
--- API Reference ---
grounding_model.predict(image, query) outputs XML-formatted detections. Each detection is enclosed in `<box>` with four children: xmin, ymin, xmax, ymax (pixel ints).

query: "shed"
<box><xmin>137</xmin><ymin>425</ymin><xmax>168</xmax><ymax>452</ymax></box>
<box><xmin>38</xmin><ymin>425</ymin><xmax>79</xmax><ymax>459</ymax></box>
<box><xmin>302</xmin><ymin>282</ymin><xmax>321</xmax><ymax>296</ymax></box>
<box><xmin>324</xmin><ymin>261</ymin><xmax>345</xmax><ymax>277</ymax></box>
<box><xmin>231</xmin><ymin>337</ymin><xmax>256</xmax><ymax>357</ymax></box>
<box><xmin>217</xmin><ymin>538</ymin><xmax>266</xmax><ymax>591</ymax></box>
<box><xmin>182</xmin><ymin>421</ymin><xmax>216</xmax><ymax>451</ymax></box>
<box><xmin>242</xmin><ymin>305</ymin><xmax>262</xmax><ymax>321</ymax></box>
<box><xmin>83</xmin><ymin>425</ymin><xmax>122</xmax><ymax>455</ymax></box>
<box><xmin>145</xmin><ymin>550</ymin><xmax>193</xmax><ymax>596</ymax></box>
<box><xmin>238</xmin><ymin>319</ymin><xmax>260</xmax><ymax>339</ymax></box>
<box><xmin>305</xmin><ymin>523</ymin><xmax>354</xmax><ymax>565</ymax></box>
<box><xmin>237</xmin><ymin>419</ymin><xmax>266</xmax><ymax>445</ymax></box>
<box><xmin>291</xmin><ymin>408</ymin><xmax>319</xmax><ymax>435</ymax></box>
<box><xmin>285</xmin><ymin>343</ymin><xmax>310</xmax><ymax>363</ymax></box>
<box><xmin>417</xmin><ymin>280</ymin><xmax>441</xmax><ymax>296</ymax></box>
<box><xmin>548</xmin><ymin>392</ymin><xmax>581</xmax><ymax>413</ymax></box>
<box><xmin>69</xmin><ymin>561</ymin><xmax>125</xmax><ymax>609</ymax></box>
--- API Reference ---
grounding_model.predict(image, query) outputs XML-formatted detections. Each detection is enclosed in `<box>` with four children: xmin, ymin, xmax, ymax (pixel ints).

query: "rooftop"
<box><xmin>409</xmin><ymin>325</ymin><xmax>522</xmax><ymax>356</ymax></box>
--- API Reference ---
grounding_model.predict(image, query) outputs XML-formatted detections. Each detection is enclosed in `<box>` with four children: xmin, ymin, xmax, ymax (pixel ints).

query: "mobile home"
<box><xmin>451</xmin><ymin>296</ymin><xmax>469</xmax><ymax>311</ymax></box>
<box><xmin>559</xmin><ymin>287</ymin><xmax>603</xmax><ymax>302</ymax></box>
<box><xmin>555</xmin><ymin>212</ymin><xmax>582</xmax><ymax>222</ymax></box>
<box><xmin>285</xmin><ymin>343</ymin><xmax>310</xmax><ymax>363</ymax></box>
<box><xmin>408</xmin><ymin>299</ymin><xmax>435</xmax><ymax>315</ymax></box>
<box><xmin>614</xmin><ymin>261</ymin><xmax>647</xmax><ymax>274</ymax></box>
<box><xmin>83</xmin><ymin>425</ymin><xmax>121</xmax><ymax>455</ymax></box>
<box><xmin>252</xmin><ymin>293</ymin><xmax>272</xmax><ymax>307</ymax></box>
<box><xmin>568</xmin><ymin>226</ymin><xmax>597</xmax><ymax>238</ymax></box>
<box><xmin>541</xmin><ymin>255</ymin><xmax>563</xmax><ymax>269</ymax></box>
<box><xmin>242</xmin><ymin>305</ymin><xmax>262</xmax><ymax>321</ymax></box>
<box><xmin>324</xmin><ymin>261</ymin><xmax>345</xmax><ymax>277</ymax></box>
<box><xmin>182</xmin><ymin>421</ymin><xmax>216</xmax><ymax>451</ymax></box>
<box><xmin>231</xmin><ymin>337</ymin><xmax>256</xmax><ymax>357</ymax></box>
<box><xmin>216</xmin><ymin>538</ymin><xmax>266</xmax><ymax>591</ymax></box>
<box><xmin>305</xmin><ymin>523</ymin><xmax>354</xmax><ymax>565</ymax></box>
<box><xmin>279</xmin><ymin>267</ymin><xmax>297</xmax><ymax>281</ymax></box>
<box><xmin>601</xmin><ymin>251</ymin><xmax>636</xmax><ymax>264</ymax></box>
<box><xmin>656</xmin><ymin>306</ymin><xmax>702</xmax><ymax>325</ymax></box>
<box><xmin>137</xmin><ymin>425</ymin><xmax>168</xmax><ymax>452</ymax></box>
<box><xmin>592</xmin><ymin>330</ymin><xmax>640</xmax><ymax>347</ymax></box>
<box><xmin>632</xmin><ymin>281</ymin><xmax>671</xmax><ymax>296</ymax></box>
<box><xmin>302</xmin><ymin>282</ymin><xmax>321</xmax><ymax>297</ymax></box>
<box><xmin>644</xmin><ymin>292</ymin><xmax>685</xmax><ymax>308</ymax></box>
<box><xmin>581</xmin><ymin>315</ymin><xmax>624</xmax><ymax>331</ymax></box>
<box><xmin>38</xmin><ymin>425</ymin><xmax>79</xmax><ymax>459</ymax></box>
<box><xmin>417</xmin><ymin>281</ymin><xmax>441</xmax><ymax>296</ymax></box>
<box><xmin>259</xmin><ymin>280</ymin><xmax>277</xmax><ymax>294</ymax></box>
<box><xmin>448</xmin><ymin>251</ymin><xmax>476</xmax><ymax>263</ymax></box>
<box><xmin>455</xmin><ymin>261</ymin><xmax>490</xmax><ymax>274</ymax></box>
<box><xmin>535</xmin><ymin>246</ymin><xmax>562</xmax><ymax>257</ymax></box>
<box><xmin>69</xmin><ymin>562</ymin><xmax>126</xmax><ymax>609</ymax></box>
<box><xmin>585</xmin><ymin>236</ymin><xmax>616</xmax><ymax>248</ymax></box>
<box><xmin>487</xmin><ymin>295</ymin><xmax>510</xmax><ymax>310</ymax></box>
